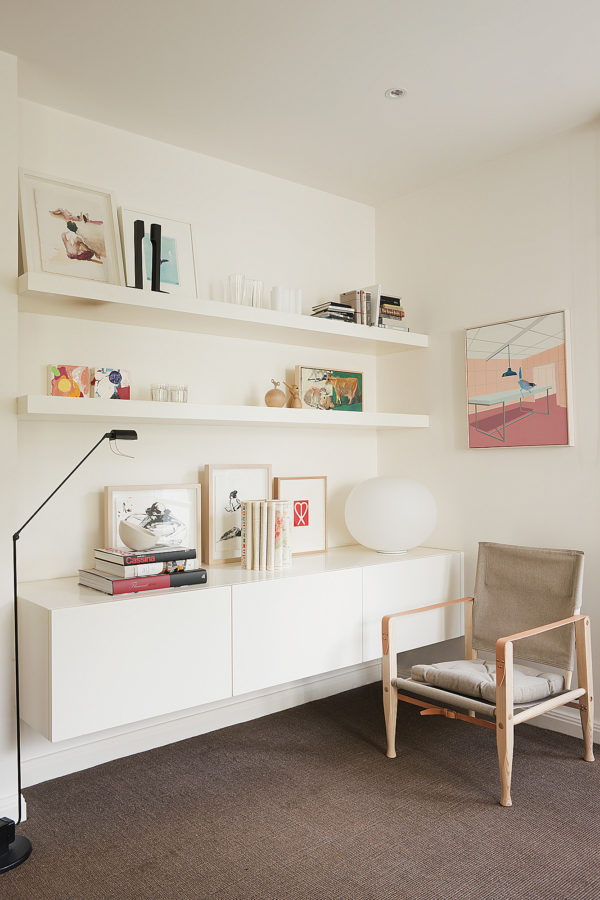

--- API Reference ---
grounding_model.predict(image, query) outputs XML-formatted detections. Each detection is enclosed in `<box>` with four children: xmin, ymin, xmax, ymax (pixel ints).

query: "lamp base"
<box><xmin>0</xmin><ymin>818</ymin><xmax>32</xmax><ymax>873</ymax></box>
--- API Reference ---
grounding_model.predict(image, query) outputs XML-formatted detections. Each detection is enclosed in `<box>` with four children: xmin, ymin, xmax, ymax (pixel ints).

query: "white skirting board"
<box><xmin>22</xmin><ymin>660</ymin><xmax>382</xmax><ymax>788</ymax></box>
<box><xmin>0</xmin><ymin>794</ymin><xmax>27</xmax><ymax>823</ymax></box>
<box><xmin>531</xmin><ymin>704</ymin><xmax>600</xmax><ymax>743</ymax></box>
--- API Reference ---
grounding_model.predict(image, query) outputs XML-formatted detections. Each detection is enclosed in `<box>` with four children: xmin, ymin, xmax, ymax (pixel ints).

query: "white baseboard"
<box><xmin>0</xmin><ymin>794</ymin><xmax>27</xmax><ymax>822</ymax></box>
<box><xmin>528</xmin><ymin>704</ymin><xmax>600</xmax><ymax>743</ymax></box>
<box><xmin>22</xmin><ymin>661</ymin><xmax>382</xmax><ymax>788</ymax></box>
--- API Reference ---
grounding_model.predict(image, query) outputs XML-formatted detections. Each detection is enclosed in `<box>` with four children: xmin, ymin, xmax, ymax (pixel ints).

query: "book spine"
<box><xmin>246</xmin><ymin>501</ymin><xmax>254</xmax><ymax>570</ymax></box>
<box><xmin>266</xmin><ymin>502</ymin><xmax>275</xmax><ymax>571</ymax></box>
<box><xmin>240</xmin><ymin>501</ymin><xmax>247</xmax><ymax>568</ymax></box>
<box><xmin>259</xmin><ymin>500</ymin><xmax>267</xmax><ymax>571</ymax></box>
<box><xmin>95</xmin><ymin>547</ymin><xmax>197</xmax><ymax>564</ymax></box>
<box><xmin>274</xmin><ymin>502</ymin><xmax>284</xmax><ymax>569</ymax></box>
<box><xmin>252</xmin><ymin>501</ymin><xmax>261</xmax><ymax>571</ymax></box>
<box><xmin>281</xmin><ymin>501</ymin><xmax>292</xmax><ymax>568</ymax></box>
<box><xmin>112</xmin><ymin>573</ymin><xmax>172</xmax><ymax>594</ymax></box>
<box><xmin>360</xmin><ymin>290</ymin><xmax>367</xmax><ymax>326</ymax></box>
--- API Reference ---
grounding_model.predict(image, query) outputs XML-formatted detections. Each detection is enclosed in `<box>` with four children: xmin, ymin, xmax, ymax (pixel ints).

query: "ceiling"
<box><xmin>466</xmin><ymin>313</ymin><xmax>565</xmax><ymax>360</ymax></box>
<box><xmin>4</xmin><ymin>0</ymin><xmax>600</xmax><ymax>205</ymax></box>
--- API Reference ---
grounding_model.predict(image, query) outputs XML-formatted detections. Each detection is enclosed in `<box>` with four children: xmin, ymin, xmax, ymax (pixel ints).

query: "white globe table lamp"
<box><xmin>345</xmin><ymin>477</ymin><xmax>437</xmax><ymax>553</ymax></box>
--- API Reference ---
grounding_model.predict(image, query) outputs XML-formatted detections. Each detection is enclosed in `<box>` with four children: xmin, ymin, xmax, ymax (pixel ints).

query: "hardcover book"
<box><xmin>79</xmin><ymin>567</ymin><xmax>207</xmax><ymax>595</ymax></box>
<box><xmin>94</xmin><ymin>547</ymin><xmax>196</xmax><ymax>565</ymax></box>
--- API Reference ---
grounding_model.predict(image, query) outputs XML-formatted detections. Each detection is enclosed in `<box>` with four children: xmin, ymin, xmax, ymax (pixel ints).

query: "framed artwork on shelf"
<box><xmin>19</xmin><ymin>169</ymin><xmax>124</xmax><ymax>284</ymax></box>
<box><xmin>465</xmin><ymin>310</ymin><xmax>573</xmax><ymax>448</ymax></box>
<box><xmin>92</xmin><ymin>367</ymin><xmax>131</xmax><ymax>400</ymax></box>
<box><xmin>104</xmin><ymin>484</ymin><xmax>202</xmax><ymax>556</ymax></box>
<box><xmin>47</xmin><ymin>364</ymin><xmax>90</xmax><ymax>398</ymax></box>
<box><xmin>119</xmin><ymin>208</ymin><xmax>197</xmax><ymax>297</ymax></box>
<box><xmin>204</xmin><ymin>464</ymin><xmax>272</xmax><ymax>564</ymax></box>
<box><xmin>273</xmin><ymin>476</ymin><xmax>327</xmax><ymax>555</ymax></box>
<box><xmin>296</xmin><ymin>366</ymin><xmax>363</xmax><ymax>412</ymax></box>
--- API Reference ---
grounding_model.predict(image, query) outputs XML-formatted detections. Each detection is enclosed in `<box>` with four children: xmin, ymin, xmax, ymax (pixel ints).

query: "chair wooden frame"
<box><xmin>382</xmin><ymin>597</ymin><xmax>594</xmax><ymax>807</ymax></box>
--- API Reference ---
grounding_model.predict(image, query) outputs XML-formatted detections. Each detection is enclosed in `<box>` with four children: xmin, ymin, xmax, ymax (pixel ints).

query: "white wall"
<box><xmin>17</xmin><ymin>100</ymin><xmax>377</xmax><ymax>581</ymax></box>
<box><xmin>6</xmin><ymin>99</ymin><xmax>379</xmax><ymax>803</ymax></box>
<box><xmin>0</xmin><ymin>52</ymin><xmax>20</xmax><ymax>821</ymax></box>
<box><xmin>376</xmin><ymin>127</ymin><xmax>600</xmax><ymax>721</ymax></box>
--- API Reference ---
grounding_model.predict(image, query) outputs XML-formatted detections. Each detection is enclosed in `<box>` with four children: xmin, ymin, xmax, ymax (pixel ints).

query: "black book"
<box><xmin>94</xmin><ymin>546</ymin><xmax>197</xmax><ymax>565</ymax></box>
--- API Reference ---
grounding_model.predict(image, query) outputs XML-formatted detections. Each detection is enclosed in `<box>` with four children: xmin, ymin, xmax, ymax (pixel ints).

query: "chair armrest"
<box><xmin>382</xmin><ymin>597</ymin><xmax>473</xmax><ymax>656</ymax></box>
<box><xmin>495</xmin><ymin>614</ymin><xmax>588</xmax><ymax>686</ymax></box>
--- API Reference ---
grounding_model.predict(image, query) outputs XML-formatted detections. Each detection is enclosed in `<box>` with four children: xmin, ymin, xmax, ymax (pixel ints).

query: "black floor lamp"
<box><xmin>0</xmin><ymin>429</ymin><xmax>138</xmax><ymax>873</ymax></box>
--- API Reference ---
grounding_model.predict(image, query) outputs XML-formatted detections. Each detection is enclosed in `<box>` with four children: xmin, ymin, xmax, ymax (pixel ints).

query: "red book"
<box><xmin>79</xmin><ymin>568</ymin><xmax>207</xmax><ymax>595</ymax></box>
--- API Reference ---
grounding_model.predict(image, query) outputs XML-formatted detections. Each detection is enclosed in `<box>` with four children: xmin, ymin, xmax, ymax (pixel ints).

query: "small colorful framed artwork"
<box><xmin>119</xmin><ymin>208</ymin><xmax>197</xmax><ymax>297</ymax></box>
<box><xmin>19</xmin><ymin>170</ymin><xmax>124</xmax><ymax>284</ymax></box>
<box><xmin>296</xmin><ymin>366</ymin><xmax>363</xmax><ymax>412</ymax></box>
<box><xmin>47</xmin><ymin>364</ymin><xmax>90</xmax><ymax>397</ymax></box>
<box><xmin>203</xmin><ymin>464</ymin><xmax>272</xmax><ymax>564</ymax></box>
<box><xmin>105</xmin><ymin>484</ymin><xmax>202</xmax><ymax>556</ymax></box>
<box><xmin>92</xmin><ymin>367</ymin><xmax>131</xmax><ymax>400</ymax></box>
<box><xmin>465</xmin><ymin>310</ymin><xmax>573</xmax><ymax>448</ymax></box>
<box><xmin>274</xmin><ymin>476</ymin><xmax>327</xmax><ymax>555</ymax></box>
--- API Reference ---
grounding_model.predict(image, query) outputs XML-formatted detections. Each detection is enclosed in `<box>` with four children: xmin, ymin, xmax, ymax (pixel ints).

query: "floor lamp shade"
<box><xmin>344</xmin><ymin>477</ymin><xmax>437</xmax><ymax>553</ymax></box>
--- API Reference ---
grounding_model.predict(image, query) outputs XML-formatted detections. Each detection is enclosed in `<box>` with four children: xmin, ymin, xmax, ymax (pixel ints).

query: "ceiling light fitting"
<box><xmin>385</xmin><ymin>88</ymin><xmax>407</xmax><ymax>99</ymax></box>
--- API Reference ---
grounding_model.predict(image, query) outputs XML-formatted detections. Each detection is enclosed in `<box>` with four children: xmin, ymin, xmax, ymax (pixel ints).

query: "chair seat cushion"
<box><xmin>411</xmin><ymin>659</ymin><xmax>564</xmax><ymax>704</ymax></box>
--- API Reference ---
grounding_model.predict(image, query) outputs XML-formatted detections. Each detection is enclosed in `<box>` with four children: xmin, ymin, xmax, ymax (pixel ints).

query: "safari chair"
<box><xmin>382</xmin><ymin>542</ymin><xmax>594</xmax><ymax>806</ymax></box>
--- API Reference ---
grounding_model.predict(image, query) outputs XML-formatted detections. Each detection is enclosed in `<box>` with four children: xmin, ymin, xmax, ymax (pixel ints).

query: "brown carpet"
<box><xmin>5</xmin><ymin>682</ymin><xmax>599</xmax><ymax>900</ymax></box>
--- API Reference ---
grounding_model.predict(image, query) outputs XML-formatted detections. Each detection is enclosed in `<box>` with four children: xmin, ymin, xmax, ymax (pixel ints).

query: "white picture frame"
<box><xmin>204</xmin><ymin>464</ymin><xmax>272</xmax><ymax>564</ymax></box>
<box><xmin>104</xmin><ymin>484</ymin><xmax>202</xmax><ymax>558</ymax></box>
<box><xmin>19</xmin><ymin>169</ymin><xmax>124</xmax><ymax>284</ymax></box>
<box><xmin>119</xmin><ymin>207</ymin><xmax>197</xmax><ymax>297</ymax></box>
<box><xmin>274</xmin><ymin>476</ymin><xmax>328</xmax><ymax>555</ymax></box>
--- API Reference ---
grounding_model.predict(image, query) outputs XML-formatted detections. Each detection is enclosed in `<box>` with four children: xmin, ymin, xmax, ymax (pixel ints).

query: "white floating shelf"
<box><xmin>18</xmin><ymin>272</ymin><xmax>429</xmax><ymax>356</ymax></box>
<box><xmin>17</xmin><ymin>395</ymin><xmax>429</xmax><ymax>430</ymax></box>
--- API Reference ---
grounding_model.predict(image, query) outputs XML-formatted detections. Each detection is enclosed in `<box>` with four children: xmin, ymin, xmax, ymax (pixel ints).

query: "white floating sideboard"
<box><xmin>18</xmin><ymin>546</ymin><xmax>463</xmax><ymax>743</ymax></box>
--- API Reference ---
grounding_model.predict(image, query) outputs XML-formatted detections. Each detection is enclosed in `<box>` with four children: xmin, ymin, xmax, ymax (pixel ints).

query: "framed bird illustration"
<box><xmin>203</xmin><ymin>464</ymin><xmax>272</xmax><ymax>564</ymax></box>
<box><xmin>464</xmin><ymin>311</ymin><xmax>573</xmax><ymax>448</ymax></box>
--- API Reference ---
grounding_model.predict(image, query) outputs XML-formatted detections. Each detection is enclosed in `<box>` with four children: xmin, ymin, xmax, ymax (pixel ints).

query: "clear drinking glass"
<box><xmin>151</xmin><ymin>383</ymin><xmax>169</xmax><ymax>402</ymax></box>
<box><xmin>169</xmin><ymin>384</ymin><xmax>188</xmax><ymax>402</ymax></box>
<box><xmin>226</xmin><ymin>274</ymin><xmax>244</xmax><ymax>304</ymax></box>
<box><xmin>242</xmin><ymin>278</ymin><xmax>263</xmax><ymax>308</ymax></box>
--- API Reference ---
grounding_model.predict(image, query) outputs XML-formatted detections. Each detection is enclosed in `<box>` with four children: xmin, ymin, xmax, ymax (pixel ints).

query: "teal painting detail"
<box><xmin>143</xmin><ymin>234</ymin><xmax>180</xmax><ymax>286</ymax></box>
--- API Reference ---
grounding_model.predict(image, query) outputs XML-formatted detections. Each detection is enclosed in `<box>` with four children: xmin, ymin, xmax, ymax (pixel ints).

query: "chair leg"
<box><xmin>496</xmin><ymin>719</ymin><xmax>514</xmax><ymax>807</ymax></box>
<box><xmin>383</xmin><ymin>684</ymin><xmax>397</xmax><ymax>759</ymax></box>
<box><xmin>581</xmin><ymin>696</ymin><xmax>595</xmax><ymax>763</ymax></box>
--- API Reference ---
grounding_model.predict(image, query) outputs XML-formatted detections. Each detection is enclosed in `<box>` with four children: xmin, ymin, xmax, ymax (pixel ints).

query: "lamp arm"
<box><xmin>13</xmin><ymin>432</ymin><xmax>112</xmax><ymax>540</ymax></box>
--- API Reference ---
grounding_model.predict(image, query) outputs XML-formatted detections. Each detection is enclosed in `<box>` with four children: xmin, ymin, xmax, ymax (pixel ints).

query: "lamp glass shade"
<box><xmin>344</xmin><ymin>476</ymin><xmax>437</xmax><ymax>553</ymax></box>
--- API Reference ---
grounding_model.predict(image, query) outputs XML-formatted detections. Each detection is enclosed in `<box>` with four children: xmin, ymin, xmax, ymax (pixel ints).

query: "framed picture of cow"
<box><xmin>295</xmin><ymin>366</ymin><xmax>363</xmax><ymax>412</ymax></box>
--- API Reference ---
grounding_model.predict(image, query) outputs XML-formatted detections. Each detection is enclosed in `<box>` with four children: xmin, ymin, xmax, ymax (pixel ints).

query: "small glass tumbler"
<box><xmin>169</xmin><ymin>384</ymin><xmax>188</xmax><ymax>402</ymax></box>
<box><xmin>226</xmin><ymin>274</ymin><xmax>244</xmax><ymax>304</ymax></box>
<box><xmin>151</xmin><ymin>383</ymin><xmax>169</xmax><ymax>402</ymax></box>
<box><xmin>242</xmin><ymin>278</ymin><xmax>263</xmax><ymax>308</ymax></box>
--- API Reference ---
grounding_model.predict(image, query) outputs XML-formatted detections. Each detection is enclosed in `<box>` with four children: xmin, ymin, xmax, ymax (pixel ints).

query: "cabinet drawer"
<box><xmin>362</xmin><ymin>552</ymin><xmax>463</xmax><ymax>661</ymax></box>
<box><xmin>232</xmin><ymin>569</ymin><xmax>362</xmax><ymax>695</ymax></box>
<box><xmin>20</xmin><ymin>586</ymin><xmax>232</xmax><ymax>741</ymax></box>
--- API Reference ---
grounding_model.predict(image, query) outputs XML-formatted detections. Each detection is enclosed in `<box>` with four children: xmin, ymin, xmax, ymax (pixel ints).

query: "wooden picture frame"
<box><xmin>104</xmin><ymin>484</ymin><xmax>202</xmax><ymax>558</ymax></box>
<box><xmin>203</xmin><ymin>464</ymin><xmax>272</xmax><ymax>565</ymax></box>
<box><xmin>19</xmin><ymin>169</ymin><xmax>125</xmax><ymax>285</ymax></box>
<box><xmin>295</xmin><ymin>365</ymin><xmax>363</xmax><ymax>412</ymax></box>
<box><xmin>274</xmin><ymin>476</ymin><xmax>328</xmax><ymax>555</ymax></box>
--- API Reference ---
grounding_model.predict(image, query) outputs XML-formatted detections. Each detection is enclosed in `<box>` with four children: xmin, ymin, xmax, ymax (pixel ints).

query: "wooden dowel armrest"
<box><xmin>382</xmin><ymin>597</ymin><xmax>473</xmax><ymax>656</ymax></box>
<box><xmin>496</xmin><ymin>614</ymin><xmax>589</xmax><ymax>686</ymax></box>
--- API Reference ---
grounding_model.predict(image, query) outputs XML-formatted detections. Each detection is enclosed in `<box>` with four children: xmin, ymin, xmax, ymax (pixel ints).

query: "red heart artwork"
<box><xmin>294</xmin><ymin>500</ymin><xmax>309</xmax><ymax>527</ymax></box>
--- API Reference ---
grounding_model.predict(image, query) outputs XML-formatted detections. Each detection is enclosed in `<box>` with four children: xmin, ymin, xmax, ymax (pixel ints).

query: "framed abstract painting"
<box><xmin>203</xmin><ymin>464</ymin><xmax>272</xmax><ymax>564</ymax></box>
<box><xmin>119</xmin><ymin>208</ymin><xmax>197</xmax><ymax>297</ymax></box>
<box><xmin>19</xmin><ymin>170</ymin><xmax>124</xmax><ymax>284</ymax></box>
<box><xmin>273</xmin><ymin>476</ymin><xmax>327</xmax><ymax>555</ymax></box>
<box><xmin>465</xmin><ymin>310</ymin><xmax>573</xmax><ymax>448</ymax></box>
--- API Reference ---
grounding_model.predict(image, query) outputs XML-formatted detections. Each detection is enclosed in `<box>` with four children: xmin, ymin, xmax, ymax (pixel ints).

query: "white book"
<box><xmin>266</xmin><ymin>502</ymin><xmax>275</xmax><ymax>571</ymax></box>
<box><xmin>246</xmin><ymin>502</ymin><xmax>254</xmax><ymax>570</ymax></box>
<box><xmin>274</xmin><ymin>501</ymin><xmax>284</xmax><ymax>569</ymax></box>
<box><xmin>252</xmin><ymin>501</ymin><xmax>261</xmax><ymax>571</ymax></box>
<box><xmin>240</xmin><ymin>501</ymin><xmax>248</xmax><ymax>568</ymax></box>
<box><xmin>259</xmin><ymin>501</ymin><xmax>268</xmax><ymax>571</ymax></box>
<box><xmin>363</xmin><ymin>283</ymin><xmax>382</xmax><ymax>327</ymax></box>
<box><xmin>281</xmin><ymin>500</ymin><xmax>292</xmax><ymax>568</ymax></box>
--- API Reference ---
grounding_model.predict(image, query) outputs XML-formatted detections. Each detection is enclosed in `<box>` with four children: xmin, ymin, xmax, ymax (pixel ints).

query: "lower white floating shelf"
<box><xmin>17</xmin><ymin>396</ymin><xmax>429</xmax><ymax>429</ymax></box>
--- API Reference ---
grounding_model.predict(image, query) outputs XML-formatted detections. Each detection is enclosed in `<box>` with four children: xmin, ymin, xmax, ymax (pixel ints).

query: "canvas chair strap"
<box><xmin>396</xmin><ymin>692</ymin><xmax>497</xmax><ymax>731</ymax></box>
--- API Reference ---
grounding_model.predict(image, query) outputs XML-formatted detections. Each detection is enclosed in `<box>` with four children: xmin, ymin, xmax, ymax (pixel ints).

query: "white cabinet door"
<box><xmin>48</xmin><ymin>586</ymin><xmax>232</xmax><ymax>741</ymax></box>
<box><xmin>232</xmin><ymin>569</ymin><xmax>362</xmax><ymax>695</ymax></box>
<box><xmin>362</xmin><ymin>552</ymin><xmax>463</xmax><ymax>662</ymax></box>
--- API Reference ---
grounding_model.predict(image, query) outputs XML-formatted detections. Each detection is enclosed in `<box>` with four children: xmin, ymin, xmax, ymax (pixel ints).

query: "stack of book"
<box><xmin>339</xmin><ymin>287</ymin><xmax>381</xmax><ymax>326</ymax></box>
<box><xmin>378</xmin><ymin>295</ymin><xmax>409</xmax><ymax>331</ymax></box>
<box><xmin>79</xmin><ymin>546</ymin><xmax>207</xmax><ymax>595</ymax></box>
<box><xmin>311</xmin><ymin>300</ymin><xmax>355</xmax><ymax>323</ymax></box>
<box><xmin>241</xmin><ymin>500</ymin><xmax>293</xmax><ymax>571</ymax></box>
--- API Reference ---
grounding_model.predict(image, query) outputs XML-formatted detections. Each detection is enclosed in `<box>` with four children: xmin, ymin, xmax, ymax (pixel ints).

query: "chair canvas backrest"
<box><xmin>472</xmin><ymin>542</ymin><xmax>584</xmax><ymax>670</ymax></box>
